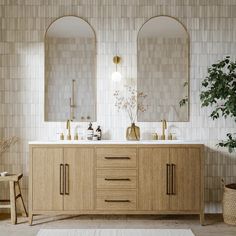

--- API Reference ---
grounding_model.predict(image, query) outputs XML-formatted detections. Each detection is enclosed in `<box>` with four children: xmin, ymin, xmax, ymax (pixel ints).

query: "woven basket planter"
<box><xmin>223</xmin><ymin>183</ymin><xmax>236</xmax><ymax>225</ymax></box>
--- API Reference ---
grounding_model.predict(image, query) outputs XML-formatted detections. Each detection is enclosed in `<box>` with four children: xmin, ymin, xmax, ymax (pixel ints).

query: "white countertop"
<box><xmin>29</xmin><ymin>140</ymin><xmax>204</xmax><ymax>145</ymax></box>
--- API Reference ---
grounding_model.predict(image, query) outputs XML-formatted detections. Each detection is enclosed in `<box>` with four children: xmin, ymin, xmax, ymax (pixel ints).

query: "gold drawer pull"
<box><xmin>105</xmin><ymin>200</ymin><xmax>130</xmax><ymax>203</ymax></box>
<box><xmin>105</xmin><ymin>178</ymin><xmax>131</xmax><ymax>181</ymax></box>
<box><xmin>105</xmin><ymin>156</ymin><xmax>130</xmax><ymax>160</ymax></box>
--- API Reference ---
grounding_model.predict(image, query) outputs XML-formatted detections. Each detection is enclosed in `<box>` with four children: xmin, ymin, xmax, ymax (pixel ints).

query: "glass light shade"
<box><xmin>111</xmin><ymin>71</ymin><xmax>122</xmax><ymax>82</ymax></box>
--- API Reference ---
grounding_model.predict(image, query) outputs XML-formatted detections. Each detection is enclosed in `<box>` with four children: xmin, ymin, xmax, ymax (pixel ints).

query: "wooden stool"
<box><xmin>0</xmin><ymin>173</ymin><xmax>28</xmax><ymax>224</ymax></box>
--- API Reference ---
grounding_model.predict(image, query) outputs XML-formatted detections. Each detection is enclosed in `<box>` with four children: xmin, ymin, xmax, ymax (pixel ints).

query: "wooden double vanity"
<box><xmin>29</xmin><ymin>141</ymin><xmax>204</xmax><ymax>225</ymax></box>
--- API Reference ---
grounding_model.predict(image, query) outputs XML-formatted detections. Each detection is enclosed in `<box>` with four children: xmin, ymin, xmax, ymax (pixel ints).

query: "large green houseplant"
<box><xmin>200</xmin><ymin>56</ymin><xmax>236</xmax><ymax>225</ymax></box>
<box><xmin>200</xmin><ymin>56</ymin><xmax>236</xmax><ymax>153</ymax></box>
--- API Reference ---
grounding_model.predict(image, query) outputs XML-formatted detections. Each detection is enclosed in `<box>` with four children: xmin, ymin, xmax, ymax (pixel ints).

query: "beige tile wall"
<box><xmin>0</xmin><ymin>0</ymin><xmax>236</xmax><ymax>213</ymax></box>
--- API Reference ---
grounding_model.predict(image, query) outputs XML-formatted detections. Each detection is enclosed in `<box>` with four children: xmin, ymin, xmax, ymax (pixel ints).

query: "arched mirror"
<box><xmin>45</xmin><ymin>16</ymin><xmax>96</xmax><ymax>122</ymax></box>
<box><xmin>137</xmin><ymin>16</ymin><xmax>189</xmax><ymax>122</ymax></box>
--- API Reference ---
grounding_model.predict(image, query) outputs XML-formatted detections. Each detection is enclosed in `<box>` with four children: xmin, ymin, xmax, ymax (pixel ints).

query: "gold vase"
<box><xmin>126</xmin><ymin>123</ymin><xmax>140</xmax><ymax>141</ymax></box>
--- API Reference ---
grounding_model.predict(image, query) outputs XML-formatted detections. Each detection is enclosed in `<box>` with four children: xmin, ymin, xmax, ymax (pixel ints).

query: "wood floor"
<box><xmin>0</xmin><ymin>214</ymin><xmax>235</xmax><ymax>236</ymax></box>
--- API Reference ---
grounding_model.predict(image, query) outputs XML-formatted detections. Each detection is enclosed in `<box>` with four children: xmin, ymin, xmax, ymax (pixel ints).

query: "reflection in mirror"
<box><xmin>137</xmin><ymin>16</ymin><xmax>189</xmax><ymax>122</ymax></box>
<box><xmin>45</xmin><ymin>16</ymin><xmax>96</xmax><ymax>121</ymax></box>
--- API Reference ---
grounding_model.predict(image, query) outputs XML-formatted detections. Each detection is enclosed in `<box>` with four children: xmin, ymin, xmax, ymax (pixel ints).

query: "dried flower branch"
<box><xmin>114</xmin><ymin>86</ymin><xmax>148</xmax><ymax>123</ymax></box>
<box><xmin>0</xmin><ymin>136</ymin><xmax>19</xmax><ymax>156</ymax></box>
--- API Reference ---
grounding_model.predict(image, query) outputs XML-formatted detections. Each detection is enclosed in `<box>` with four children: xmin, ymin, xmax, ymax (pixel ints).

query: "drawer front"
<box><xmin>96</xmin><ymin>148</ymin><xmax>137</xmax><ymax>168</ymax></box>
<box><xmin>96</xmin><ymin>169</ymin><xmax>137</xmax><ymax>189</ymax></box>
<box><xmin>96</xmin><ymin>190</ymin><xmax>136</xmax><ymax>210</ymax></box>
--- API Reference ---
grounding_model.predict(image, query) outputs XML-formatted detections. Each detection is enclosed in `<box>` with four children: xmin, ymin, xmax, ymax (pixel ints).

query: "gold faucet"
<box><xmin>66</xmin><ymin>119</ymin><xmax>72</xmax><ymax>140</ymax></box>
<box><xmin>161</xmin><ymin>119</ymin><xmax>167</xmax><ymax>140</ymax></box>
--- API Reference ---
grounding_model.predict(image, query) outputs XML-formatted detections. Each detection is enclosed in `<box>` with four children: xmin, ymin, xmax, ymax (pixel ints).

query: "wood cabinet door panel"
<box><xmin>152</xmin><ymin>148</ymin><xmax>170</xmax><ymax>210</ymax></box>
<box><xmin>32</xmin><ymin>148</ymin><xmax>63</xmax><ymax>211</ymax></box>
<box><xmin>170</xmin><ymin>148</ymin><xmax>201</xmax><ymax>211</ymax></box>
<box><xmin>138</xmin><ymin>148</ymin><xmax>170</xmax><ymax>211</ymax></box>
<box><xmin>64</xmin><ymin>148</ymin><xmax>94</xmax><ymax>211</ymax></box>
<box><xmin>138</xmin><ymin>148</ymin><xmax>153</xmax><ymax>210</ymax></box>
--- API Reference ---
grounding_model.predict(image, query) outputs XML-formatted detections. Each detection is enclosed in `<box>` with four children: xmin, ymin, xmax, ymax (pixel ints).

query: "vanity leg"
<box><xmin>200</xmin><ymin>212</ymin><xmax>205</xmax><ymax>226</ymax></box>
<box><xmin>29</xmin><ymin>214</ymin><xmax>33</xmax><ymax>226</ymax></box>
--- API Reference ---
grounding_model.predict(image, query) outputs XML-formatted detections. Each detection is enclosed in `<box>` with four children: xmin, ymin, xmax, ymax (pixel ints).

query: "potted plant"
<box><xmin>114</xmin><ymin>85</ymin><xmax>147</xmax><ymax>140</ymax></box>
<box><xmin>200</xmin><ymin>56</ymin><xmax>236</xmax><ymax>225</ymax></box>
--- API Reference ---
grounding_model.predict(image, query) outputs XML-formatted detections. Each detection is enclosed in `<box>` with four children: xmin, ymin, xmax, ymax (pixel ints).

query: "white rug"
<box><xmin>37</xmin><ymin>229</ymin><xmax>195</xmax><ymax>236</ymax></box>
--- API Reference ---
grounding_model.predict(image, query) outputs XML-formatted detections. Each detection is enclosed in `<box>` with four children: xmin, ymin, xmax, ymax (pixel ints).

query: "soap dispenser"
<box><xmin>60</xmin><ymin>133</ymin><xmax>64</xmax><ymax>140</ymax></box>
<box><xmin>87</xmin><ymin>122</ymin><xmax>94</xmax><ymax>140</ymax></box>
<box><xmin>74</xmin><ymin>125</ymin><xmax>79</xmax><ymax>140</ymax></box>
<box><xmin>74</xmin><ymin>132</ymin><xmax>79</xmax><ymax>140</ymax></box>
<box><xmin>96</xmin><ymin>126</ymin><xmax>102</xmax><ymax>140</ymax></box>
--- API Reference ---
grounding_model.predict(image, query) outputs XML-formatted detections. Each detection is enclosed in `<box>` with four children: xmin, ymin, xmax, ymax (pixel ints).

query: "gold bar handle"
<box><xmin>105</xmin><ymin>178</ymin><xmax>131</xmax><ymax>181</ymax></box>
<box><xmin>60</xmin><ymin>164</ymin><xmax>64</xmax><ymax>195</ymax></box>
<box><xmin>105</xmin><ymin>156</ymin><xmax>130</xmax><ymax>160</ymax></box>
<box><xmin>166</xmin><ymin>164</ymin><xmax>170</xmax><ymax>195</ymax></box>
<box><xmin>64</xmin><ymin>164</ymin><xmax>69</xmax><ymax>195</ymax></box>
<box><xmin>171</xmin><ymin>164</ymin><xmax>176</xmax><ymax>195</ymax></box>
<box><xmin>105</xmin><ymin>200</ymin><xmax>130</xmax><ymax>203</ymax></box>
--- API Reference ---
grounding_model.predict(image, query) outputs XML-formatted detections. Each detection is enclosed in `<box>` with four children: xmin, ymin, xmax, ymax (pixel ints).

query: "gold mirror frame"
<box><xmin>137</xmin><ymin>15</ymin><xmax>190</xmax><ymax>122</ymax></box>
<box><xmin>44</xmin><ymin>15</ymin><xmax>97</xmax><ymax>122</ymax></box>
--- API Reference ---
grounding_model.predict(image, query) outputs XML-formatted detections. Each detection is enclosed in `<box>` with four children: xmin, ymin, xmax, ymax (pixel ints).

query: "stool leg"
<box><xmin>200</xmin><ymin>211</ymin><xmax>205</xmax><ymax>226</ymax></box>
<box><xmin>29</xmin><ymin>213</ymin><xmax>33</xmax><ymax>226</ymax></box>
<box><xmin>16</xmin><ymin>181</ymin><xmax>28</xmax><ymax>217</ymax></box>
<box><xmin>9</xmin><ymin>181</ymin><xmax>17</xmax><ymax>224</ymax></box>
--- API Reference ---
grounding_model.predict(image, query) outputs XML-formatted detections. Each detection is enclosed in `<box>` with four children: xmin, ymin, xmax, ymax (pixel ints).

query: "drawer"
<box><xmin>96</xmin><ymin>169</ymin><xmax>137</xmax><ymax>189</ymax></box>
<box><xmin>96</xmin><ymin>190</ymin><xmax>136</xmax><ymax>210</ymax></box>
<box><xmin>96</xmin><ymin>148</ymin><xmax>137</xmax><ymax>168</ymax></box>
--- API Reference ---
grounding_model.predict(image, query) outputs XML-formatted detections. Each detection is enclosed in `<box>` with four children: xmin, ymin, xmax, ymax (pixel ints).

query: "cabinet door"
<box><xmin>64</xmin><ymin>148</ymin><xmax>94</xmax><ymax>211</ymax></box>
<box><xmin>32</xmin><ymin>148</ymin><xmax>63</xmax><ymax>211</ymax></box>
<box><xmin>138</xmin><ymin>148</ymin><xmax>153</xmax><ymax>210</ymax></box>
<box><xmin>152</xmin><ymin>148</ymin><xmax>170</xmax><ymax>210</ymax></box>
<box><xmin>138</xmin><ymin>148</ymin><xmax>169</xmax><ymax>211</ymax></box>
<box><xmin>169</xmin><ymin>148</ymin><xmax>201</xmax><ymax>211</ymax></box>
